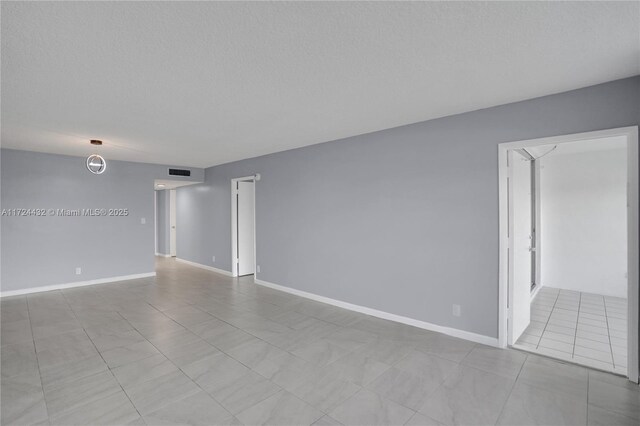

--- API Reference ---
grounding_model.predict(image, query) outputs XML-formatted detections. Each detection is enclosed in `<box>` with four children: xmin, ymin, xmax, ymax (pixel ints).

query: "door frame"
<box><xmin>533</xmin><ymin>158</ymin><xmax>542</xmax><ymax>297</ymax></box>
<box><xmin>498</xmin><ymin>126</ymin><xmax>639</xmax><ymax>383</ymax></box>
<box><xmin>507</xmin><ymin>150</ymin><xmax>543</xmax><ymax>302</ymax></box>
<box><xmin>231</xmin><ymin>175</ymin><xmax>259</xmax><ymax>278</ymax></box>
<box><xmin>507</xmin><ymin>149</ymin><xmax>535</xmax><ymax>345</ymax></box>
<box><xmin>514</xmin><ymin>148</ymin><xmax>539</xmax><ymax>292</ymax></box>
<box><xmin>154</xmin><ymin>190</ymin><xmax>158</xmax><ymax>254</ymax></box>
<box><xmin>169</xmin><ymin>189</ymin><xmax>177</xmax><ymax>257</ymax></box>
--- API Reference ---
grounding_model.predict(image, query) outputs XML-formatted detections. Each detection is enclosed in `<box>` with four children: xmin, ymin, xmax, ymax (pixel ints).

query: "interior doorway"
<box><xmin>169</xmin><ymin>189</ymin><xmax>177</xmax><ymax>257</ymax></box>
<box><xmin>153</xmin><ymin>180</ymin><xmax>202</xmax><ymax>258</ymax></box>
<box><xmin>231</xmin><ymin>175</ymin><xmax>258</xmax><ymax>277</ymax></box>
<box><xmin>498</xmin><ymin>126</ymin><xmax>639</xmax><ymax>383</ymax></box>
<box><xmin>509</xmin><ymin>149</ymin><xmax>535</xmax><ymax>342</ymax></box>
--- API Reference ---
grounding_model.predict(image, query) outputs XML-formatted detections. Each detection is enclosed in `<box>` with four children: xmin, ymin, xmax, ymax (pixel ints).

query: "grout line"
<box><xmin>13</xmin><ymin>267</ymin><xmax>630</xmax><ymax>425</ymax></box>
<box><xmin>495</xmin><ymin>352</ymin><xmax>527</xmax><ymax>425</ymax></box>
<box><xmin>602</xmin><ymin>297</ymin><xmax>618</xmax><ymax>369</ymax></box>
<box><xmin>519</xmin><ymin>289</ymin><xmax>620</xmax><ymax>375</ymax></box>
<box><xmin>156</xmin><ymin>261</ymin><xmax>428</xmax><ymax>416</ymax></box>
<box><xmin>113</xmin><ymin>300</ymin><xmax>340</xmax><ymax>419</ymax></box>
<box><xmin>60</xmin><ymin>289</ymin><xmax>145</xmax><ymax>422</ymax></box>
<box><xmin>571</xmin><ymin>292</ymin><xmax>582</xmax><ymax>358</ymax></box>
<box><xmin>24</xmin><ymin>293</ymin><xmax>50</xmax><ymax>422</ymax></box>
<box><xmin>586</xmin><ymin>369</ymin><xmax>590</xmax><ymax>424</ymax></box>
<box><xmin>114</xmin><ymin>311</ymin><xmax>239</xmax><ymax>421</ymax></box>
<box><xmin>534</xmin><ymin>290</ymin><xmax>559</xmax><ymax>349</ymax></box>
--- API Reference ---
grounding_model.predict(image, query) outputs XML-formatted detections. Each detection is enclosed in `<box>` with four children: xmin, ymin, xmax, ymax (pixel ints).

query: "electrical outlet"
<box><xmin>452</xmin><ymin>304</ymin><xmax>461</xmax><ymax>317</ymax></box>
<box><xmin>141</xmin><ymin>217</ymin><xmax>146</xmax><ymax>224</ymax></box>
<box><xmin>212</xmin><ymin>256</ymin><xmax>216</xmax><ymax>263</ymax></box>
<box><xmin>257</xmin><ymin>265</ymin><xmax>261</xmax><ymax>273</ymax></box>
<box><xmin>75</xmin><ymin>267</ymin><xmax>82</xmax><ymax>275</ymax></box>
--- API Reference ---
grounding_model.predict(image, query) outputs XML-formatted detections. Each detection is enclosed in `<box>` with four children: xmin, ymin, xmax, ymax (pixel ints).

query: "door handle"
<box><xmin>528</xmin><ymin>247</ymin><xmax>535</xmax><ymax>252</ymax></box>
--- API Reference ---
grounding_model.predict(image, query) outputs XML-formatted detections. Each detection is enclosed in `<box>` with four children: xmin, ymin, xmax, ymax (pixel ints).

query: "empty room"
<box><xmin>1</xmin><ymin>2</ymin><xmax>638</xmax><ymax>426</ymax></box>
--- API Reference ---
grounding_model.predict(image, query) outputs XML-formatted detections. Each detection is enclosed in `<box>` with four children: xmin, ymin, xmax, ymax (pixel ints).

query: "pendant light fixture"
<box><xmin>86</xmin><ymin>140</ymin><xmax>107</xmax><ymax>174</ymax></box>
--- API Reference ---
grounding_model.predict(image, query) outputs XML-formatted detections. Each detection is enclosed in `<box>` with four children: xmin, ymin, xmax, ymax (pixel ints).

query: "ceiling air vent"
<box><xmin>168</xmin><ymin>168</ymin><xmax>191</xmax><ymax>177</ymax></box>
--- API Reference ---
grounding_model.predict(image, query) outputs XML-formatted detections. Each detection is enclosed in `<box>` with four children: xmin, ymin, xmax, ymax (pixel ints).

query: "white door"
<box><xmin>237</xmin><ymin>181</ymin><xmax>255</xmax><ymax>276</ymax></box>
<box><xmin>510</xmin><ymin>150</ymin><xmax>533</xmax><ymax>344</ymax></box>
<box><xmin>169</xmin><ymin>189</ymin><xmax>177</xmax><ymax>257</ymax></box>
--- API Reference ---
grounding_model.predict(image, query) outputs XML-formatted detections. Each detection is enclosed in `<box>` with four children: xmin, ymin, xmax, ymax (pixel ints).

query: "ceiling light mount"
<box><xmin>86</xmin><ymin>140</ymin><xmax>106</xmax><ymax>174</ymax></box>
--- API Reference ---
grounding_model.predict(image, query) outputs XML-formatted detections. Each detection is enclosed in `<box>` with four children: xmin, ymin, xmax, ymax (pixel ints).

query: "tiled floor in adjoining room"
<box><xmin>515</xmin><ymin>286</ymin><xmax>628</xmax><ymax>376</ymax></box>
<box><xmin>1</xmin><ymin>258</ymin><xmax>638</xmax><ymax>426</ymax></box>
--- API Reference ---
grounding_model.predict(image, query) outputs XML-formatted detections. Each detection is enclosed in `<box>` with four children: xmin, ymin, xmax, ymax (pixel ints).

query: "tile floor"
<box><xmin>514</xmin><ymin>286</ymin><xmax>628</xmax><ymax>375</ymax></box>
<box><xmin>1</xmin><ymin>258</ymin><xmax>638</xmax><ymax>425</ymax></box>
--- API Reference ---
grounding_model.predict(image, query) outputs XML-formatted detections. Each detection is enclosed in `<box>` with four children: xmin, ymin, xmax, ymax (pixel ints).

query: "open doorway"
<box><xmin>231</xmin><ymin>175</ymin><xmax>258</xmax><ymax>277</ymax></box>
<box><xmin>154</xmin><ymin>188</ymin><xmax>177</xmax><ymax>257</ymax></box>
<box><xmin>154</xmin><ymin>180</ymin><xmax>200</xmax><ymax>258</ymax></box>
<box><xmin>169</xmin><ymin>189</ymin><xmax>177</xmax><ymax>257</ymax></box>
<box><xmin>499</xmin><ymin>127</ymin><xmax>639</xmax><ymax>383</ymax></box>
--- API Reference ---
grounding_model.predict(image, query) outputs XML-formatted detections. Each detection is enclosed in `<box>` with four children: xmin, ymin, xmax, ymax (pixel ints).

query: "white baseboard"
<box><xmin>255</xmin><ymin>278</ymin><xmax>499</xmax><ymax>347</ymax></box>
<box><xmin>0</xmin><ymin>272</ymin><xmax>156</xmax><ymax>298</ymax></box>
<box><xmin>175</xmin><ymin>258</ymin><xmax>233</xmax><ymax>277</ymax></box>
<box><xmin>155</xmin><ymin>253</ymin><xmax>172</xmax><ymax>258</ymax></box>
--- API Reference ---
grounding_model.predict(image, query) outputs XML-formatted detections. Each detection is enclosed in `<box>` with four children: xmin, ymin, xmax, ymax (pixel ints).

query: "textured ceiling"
<box><xmin>2</xmin><ymin>1</ymin><xmax>639</xmax><ymax>168</ymax></box>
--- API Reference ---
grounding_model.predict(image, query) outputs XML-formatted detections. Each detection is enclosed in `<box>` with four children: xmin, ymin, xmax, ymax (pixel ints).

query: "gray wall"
<box><xmin>1</xmin><ymin>149</ymin><xmax>203</xmax><ymax>292</ymax></box>
<box><xmin>155</xmin><ymin>190</ymin><xmax>170</xmax><ymax>255</ymax></box>
<box><xmin>177</xmin><ymin>76</ymin><xmax>640</xmax><ymax>339</ymax></box>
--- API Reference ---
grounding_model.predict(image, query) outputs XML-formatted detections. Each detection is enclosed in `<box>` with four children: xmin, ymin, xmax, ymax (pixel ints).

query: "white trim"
<box><xmin>498</xmin><ymin>126</ymin><xmax>639</xmax><ymax>383</ymax></box>
<box><xmin>169</xmin><ymin>189</ymin><xmax>177</xmax><ymax>257</ymax></box>
<box><xmin>155</xmin><ymin>253</ymin><xmax>172</xmax><ymax>258</ymax></box>
<box><xmin>255</xmin><ymin>278</ymin><xmax>499</xmax><ymax>347</ymax></box>
<box><xmin>533</xmin><ymin>158</ymin><xmax>542</xmax><ymax>289</ymax></box>
<box><xmin>0</xmin><ymin>272</ymin><xmax>156</xmax><ymax>297</ymax></box>
<box><xmin>154</xmin><ymin>190</ymin><xmax>158</xmax><ymax>254</ymax></box>
<box><xmin>175</xmin><ymin>257</ymin><xmax>233</xmax><ymax>277</ymax></box>
<box><xmin>498</xmin><ymin>146</ymin><xmax>509</xmax><ymax>349</ymax></box>
<box><xmin>627</xmin><ymin>127</ymin><xmax>639</xmax><ymax>383</ymax></box>
<box><xmin>231</xmin><ymin>175</ymin><xmax>258</xmax><ymax>278</ymax></box>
